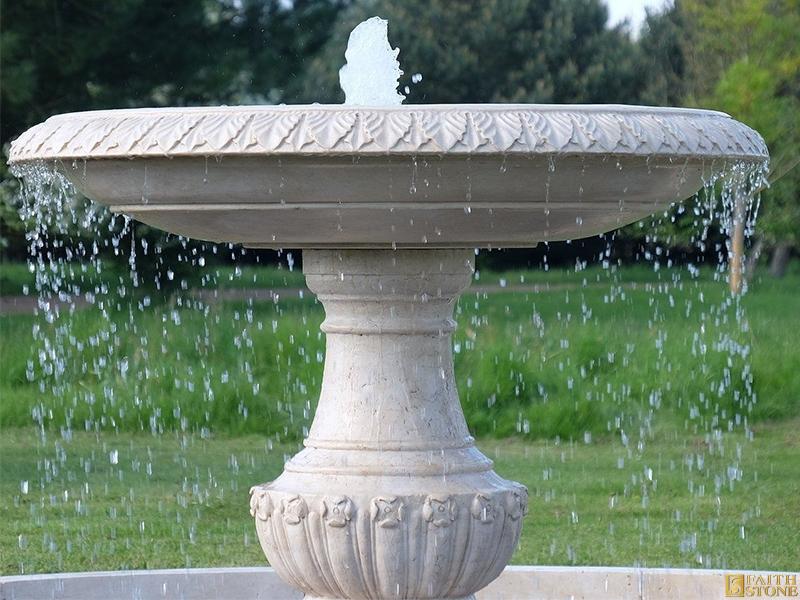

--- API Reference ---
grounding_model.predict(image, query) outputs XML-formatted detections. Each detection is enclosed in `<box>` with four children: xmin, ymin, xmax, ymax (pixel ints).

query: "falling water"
<box><xmin>3</xmin><ymin>15</ymin><xmax>779</xmax><ymax>578</ymax></box>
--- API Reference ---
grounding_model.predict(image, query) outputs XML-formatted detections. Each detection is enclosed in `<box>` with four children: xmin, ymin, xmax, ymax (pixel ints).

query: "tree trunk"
<box><xmin>744</xmin><ymin>237</ymin><xmax>764</xmax><ymax>284</ymax></box>
<box><xmin>729</xmin><ymin>194</ymin><xmax>745</xmax><ymax>294</ymax></box>
<box><xmin>769</xmin><ymin>243</ymin><xmax>792</xmax><ymax>278</ymax></box>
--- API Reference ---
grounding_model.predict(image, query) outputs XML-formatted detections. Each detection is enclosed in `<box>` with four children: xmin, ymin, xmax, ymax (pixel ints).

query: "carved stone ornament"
<box><xmin>371</xmin><ymin>496</ymin><xmax>404</xmax><ymax>529</ymax></box>
<box><xmin>248</xmin><ymin>486</ymin><xmax>272</xmax><ymax>521</ymax></box>
<box><xmin>471</xmin><ymin>493</ymin><xmax>497</xmax><ymax>524</ymax></box>
<box><xmin>322</xmin><ymin>495</ymin><xmax>354</xmax><ymax>528</ymax></box>
<box><xmin>281</xmin><ymin>494</ymin><xmax>307</xmax><ymax>525</ymax></box>
<box><xmin>505</xmin><ymin>486</ymin><xmax>529</xmax><ymax>521</ymax></box>
<box><xmin>8</xmin><ymin>105</ymin><xmax>768</xmax><ymax>163</ymax></box>
<box><xmin>423</xmin><ymin>494</ymin><xmax>458</xmax><ymax>528</ymax></box>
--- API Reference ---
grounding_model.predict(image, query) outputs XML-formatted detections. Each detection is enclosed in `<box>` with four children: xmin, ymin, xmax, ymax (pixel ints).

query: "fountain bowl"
<box><xmin>9</xmin><ymin>104</ymin><xmax>767</xmax><ymax>248</ymax></box>
<box><xmin>7</xmin><ymin>103</ymin><xmax>769</xmax><ymax>600</ymax></box>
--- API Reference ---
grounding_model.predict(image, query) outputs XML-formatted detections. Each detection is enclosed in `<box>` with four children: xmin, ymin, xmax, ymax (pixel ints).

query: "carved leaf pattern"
<box><xmin>101</xmin><ymin>117</ymin><xmax>162</xmax><ymax>154</ymax></box>
<box><xmin>347</xmin><ymin>114</ymin><xmax>372</xmax><ymax>151</ymax></box>
<box><xmin>569</xmin><ymin>114</ymin><xmax>598</xmax><ymax>150</ymax></box>
<box><xmin>322</xmin><ymin>495</ymin><xmax>354</xmax><ymax>528</ymax></box>
<box><xmin>456</xmin><ymin>113</ymin><xmax>493</xmax><ymax>151</ymax></box>
<box><xmin>616</xmin><ymin>115</ymin><xmax>646</xmax><ymax>151</ymax></box>
<box><xmin>406</xmin><ymin>112</ymin><xmax>431</xmax><ymax>149</ymax></box>
<box><xmin>543</xmin><ymin>112</ymin><xmax>576</xmax><ymax>150</ymax></box>
<box><xmin>422</xmin><ymin>111</ymin><xmax>468</xmax><ymax>151</ymax></box>
<box><xmin>473</xmin><ymin>112</ymin><xmax>524</xmax><ymax>151</ymax></box>
<box><xmin>504</xmin><ymin>487</ymin><xmax>528</xmax><ymax>521</ymax></box>
<box><xmin>53</xmin><ymin>119</ymin><xmax>106</xmax><ymax>155</ymax></box>
<box><xmin>306</xmin><ymin>112</ymin><xmax>357</xmax><ymax>150</ymax></box>
<box><xmin>520</xmin><ymin>113</ymin><xmax>552</xmax><ymax>150</ymax></box>
<box><xmin>282</xmin><ymin>494</ymin><xmax>308</xmax><ymax>525</ymax></box>
<box><xmin>9</xmin><ymin>107</ymin><xmax>768</xmax><ymax>163</ymax></box>
<box><xmin>653</xmin><ymin>116</ymin><xmax>684</xmax><ymax>153</ymax></box>
<box><xmin>364</xmin><ymin>111</ymin><xmax>413</xmax><ymax>150</ymax></box>
<box><xmin>148</xmin><ymin>115</ymin><xmax>203</xmax><ymax>154</ymax></box>
<box><xmin>423</xmin><ymin>494</ymin><xmax>457</xmax><ymax>527</ymax></box>
<box><xmin>249</xmin><ymin>486</ymin><xmax>273</xmax><ymax>521</ymax></box>
<box><xmin>246</xmin><ymin>112</ymin><xmax>302</xmax><ymax>151</ymax></box>
<box><xmin>181</xmin><ymin>113</ymin><xmax>253</xmax><ymax>152</ymax></box>
<box><xmin>470</xmin><ymin>493</ymin><xmax>496</xmax><ymax>524</ymax></box>
<box><xmin>371</xmin><ymin>496</ymin><xmax>403</xmax><ymax>529</ymax></box>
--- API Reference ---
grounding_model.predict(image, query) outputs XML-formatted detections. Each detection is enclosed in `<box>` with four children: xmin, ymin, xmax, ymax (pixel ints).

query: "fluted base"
<box><xmin>250</xmin><ymin>250</ymin><xmax>527</xmax><ymax>600</ymax></box>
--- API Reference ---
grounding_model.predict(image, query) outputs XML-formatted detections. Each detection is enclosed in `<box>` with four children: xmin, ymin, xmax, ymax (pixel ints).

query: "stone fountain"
<box><xmin>6</xmin><ymin>17</ymin><xmax>768</xmax><ymax>600</ymax></box>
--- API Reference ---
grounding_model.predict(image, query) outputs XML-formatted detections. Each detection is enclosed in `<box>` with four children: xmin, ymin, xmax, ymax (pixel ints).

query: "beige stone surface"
<box><xmin>251</xmin><ymin>249</ymin><xmax>525</xmax><ymax>599</ymax></box>
<box><xmin>8</xmin><ymin>105</ymin><xmax>767</xmax><ymax>249</ymax></box>
<box><xmin>3</xmin><ymin>566</ymin><xmax>792</xmax><ymax>600</ymax></box>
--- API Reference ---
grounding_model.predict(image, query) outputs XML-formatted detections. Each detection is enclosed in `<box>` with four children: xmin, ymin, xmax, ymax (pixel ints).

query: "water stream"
<box><xmin>4</xmin><ymin>16</ymin><xmax>775</xmax><ymax>576</ymax></box>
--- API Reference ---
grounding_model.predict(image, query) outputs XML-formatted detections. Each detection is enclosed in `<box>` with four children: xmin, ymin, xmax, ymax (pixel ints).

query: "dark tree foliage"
<box><xmin>637</xmin><ymin>2</ymin><xmax>687</xmax><ymax>106</ymax></box>
<box><xmin>3</xmin><ymin>0</ymin><xmax>711</xmax><ymax>270</ymax></box>
<box><xmin>229</xmin><ymin>0</ymin><xmax>348</xmax><ymax>104</ymax></box>
<box><xmin>297</xmin><ymin>0</ymin><xmax>644</xmax><ymax>105</ymax></box>
<box><xmin>3</xmin><ymin>0</ymin><xmax>224</xmax><ymax>144</ymax></box>
<box><xmin>0</xmin><ymin>0</ymin><xmax>347</xmax><ymax>144</ymax></box>
<box><xmin>0</xmin><ymin>0</ymin><xmax>346</xmax><ymax>268</ymax></box>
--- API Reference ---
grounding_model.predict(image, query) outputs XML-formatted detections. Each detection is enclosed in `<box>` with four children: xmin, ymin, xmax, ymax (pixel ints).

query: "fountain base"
<box><xmin>250</xmin><ymin>249</ymin><xmax>526</xmax><ymax>599</ymax></box>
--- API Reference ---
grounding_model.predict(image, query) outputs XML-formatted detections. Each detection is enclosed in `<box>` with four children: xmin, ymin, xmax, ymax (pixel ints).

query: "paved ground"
<box><xmin>0</xmin><ymin>295</ymin><xmax>90</xmax><ymax>315</ymax></box>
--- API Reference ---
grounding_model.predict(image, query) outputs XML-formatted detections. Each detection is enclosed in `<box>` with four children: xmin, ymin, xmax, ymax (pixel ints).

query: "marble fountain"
<box><xmin>3</xmin><ymin>17</ymin><xmax>771</xmax><ymax>600</ymax></box>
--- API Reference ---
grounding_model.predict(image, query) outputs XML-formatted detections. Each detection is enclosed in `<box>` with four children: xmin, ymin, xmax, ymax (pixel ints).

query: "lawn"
<box><xmin>2</xmin><ymin>263</ymin><xmax>798</xmax><ymax>439</ymax></box>
<box><xmin>1</xmin><ymin>418</ymin><xmax>798</xmax><ymax>574</ymax></box>
<box><xmin>0</xmin><ymin>262</ymin><xmax>799</xmax><ymax>574</ymax></box>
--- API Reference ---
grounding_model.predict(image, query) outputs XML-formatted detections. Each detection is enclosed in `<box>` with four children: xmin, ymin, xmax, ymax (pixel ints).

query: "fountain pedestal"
<box><xmin>10</xmin><ymin>102</ymin><xmax>768</xmax><ymax>600</ymax></box>
<box><xmin>250</xmin><ymin>249</ymin><xmax>527</xmax><ymax>600</ymax></box>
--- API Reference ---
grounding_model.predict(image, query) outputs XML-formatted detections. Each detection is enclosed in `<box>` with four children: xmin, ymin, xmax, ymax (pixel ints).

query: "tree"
<box><xmin>1</xmin><ymin>0</ymin><xmax>239</xmax><ymax>257</ymax></box>
<box><xmin>681</xmin><ymin>0</ymin><xmax>800</xmax><ymax>280</ymax></box>
<box><xmin>296</xmin><ymin>0</ymin><xmax>644</xmax><ymax>105</ymax></box>
<box><xmin>0</xmin><ymin>0</ymin><xmax>346</xmax><ymax>258</ymax></box>
<box><xmin>2</xmin><ymin>0</ymin><xmax>234</xmax><ymax>144</ymax></box>
<box><xmin>637</xmin><ymin>3</ymin><xmax>687</xmax><ymax>107</ymax></box>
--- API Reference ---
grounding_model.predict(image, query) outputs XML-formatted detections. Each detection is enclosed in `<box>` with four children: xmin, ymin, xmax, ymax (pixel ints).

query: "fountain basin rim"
<box><xmin>9</xmin><ymin>103</ymin><xmax>768</xmax><ymax>164</ymax></box>
<box><xmin>1</xmin><ymin>566</ymin><xmax>792</xmax><ymax>600</ymax></box>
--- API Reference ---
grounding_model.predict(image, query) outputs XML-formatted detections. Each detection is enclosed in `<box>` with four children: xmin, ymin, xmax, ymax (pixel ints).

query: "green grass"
<box><xmin>0</xmin><ymin>258</ymin><xmax>730</xmax><ymax>297</ymax></box>
<box><xmin>1</xmin><ymin>264</ymin><xmax>798</xmax><ymax>574</ymax></box>
<box><xmin>1</xmin><ymin>418</ymin><xmax>798</xmax><ymax>574</ymax></box>
<box><xmin>2</xmin><ymin>265</ymin><xmax>797</xmax><ymax>441</ymax></box>
<box><xmin>210</xmin><ymin>264</ymin><xmax>305</xmax><ymax>290</ymax></box>
<box><xmin>456</xmin><ymin>268</ymin><xmax>800</xmax><ymax>438</ymax></box>
<box><xmin>472</xmin><ymin>262</ymin><xmax>723</xmax><ymax>287</ymax></box>
<box><xmin>0</xmin><ymin>261</ymin><xmax>32</xmax><ymax>295</ymax></box>
<box><xmin>0</xmin><ymin>260</ymin><xmax>305</xmax><ymax>297</ymax></box>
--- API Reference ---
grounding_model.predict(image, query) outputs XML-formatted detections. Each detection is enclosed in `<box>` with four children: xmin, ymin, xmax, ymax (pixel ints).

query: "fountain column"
<box><xmin>250</xmin><ymin>249</ymin><xmax>527</xmax><ymax>600</ymax></box>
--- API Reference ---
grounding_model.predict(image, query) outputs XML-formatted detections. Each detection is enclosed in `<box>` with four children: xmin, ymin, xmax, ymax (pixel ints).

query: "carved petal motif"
<box><xmin>322</xmin><ymin>495</ymin><xmax>354</xmax><ymax>528</ymax></box>
<box><xmin>248</xmin><ymin>486</ymin><xmax>272</xmax><ymax>521</ymax></box>
<box><xmin>505</xmin><ymin>486</ymin><xmax>529</xmax><ymax>521</ymax></box>
<box><xmin>282</xmin><ymin>494</ymin><xmax>308</xmax><ymax>525</ymax></box>
<box><xmin>470</xmin><ymin>493</ymin><xmax>496</xmax><ymax>524</ymax></box>
<box><xmin>9</xmin><ymin>107</ymin><xmax>768</xmax><ymax>163</ymax></box>
<box><xmin>423</xmin><ymin>494</ymin><xmax>457</xmax><ymax>528</ymax></box>
<box><xmin>371</xmin><ymin>496</ymin><xmax>403</xmax><ymax>529</ymax></box>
